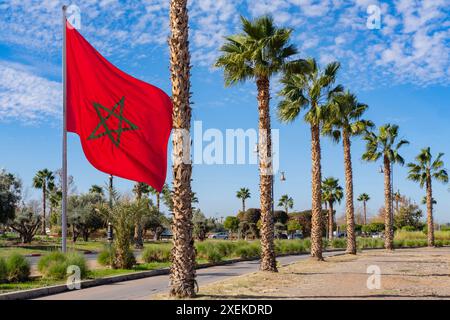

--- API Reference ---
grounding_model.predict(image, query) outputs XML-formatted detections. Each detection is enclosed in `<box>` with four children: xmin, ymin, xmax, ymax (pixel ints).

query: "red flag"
<box><xmin>66</xmin><ymin>21</ymin><xmax>172</xmax><ymax>192</ymax></box>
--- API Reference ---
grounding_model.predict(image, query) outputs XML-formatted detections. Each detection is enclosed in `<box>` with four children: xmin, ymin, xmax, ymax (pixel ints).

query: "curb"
<box><xmin>1</xmin><ymin>246</ymin><xmax>432</xmax><ymax>300</ymax></box>
<box><xmin>0</xmin><ymin>251</ymin><xmax>335</xmax><ymax>300</ymax></box>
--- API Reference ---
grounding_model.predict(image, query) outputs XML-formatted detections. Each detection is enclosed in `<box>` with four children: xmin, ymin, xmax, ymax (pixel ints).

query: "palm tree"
<box><xmin>278</xmin><ymin>194</ymin><xmax>294</xmax><ymax>214</ymax></box>
<box><xmin>148</xmin><ymin>186</ymin><xmax>161</xmax><ymax>212</ymax></box>
<box><xmin>132</xmin><ymin>182</ymin><xmax>152</xmax><ymax>249</ymax></box>
<box><xmin>323</xmin><ymin>91</ymin><xmax>373</xmax><ymax>254</ymax></box>
<box><xmin>168</xmin><ymin>0</ymin><xmax>195</xmax><ymax>298</ymax></box>
<box><xmin>357</xmin><ymin>193</ymin><xmax>370</xmax><ymax>225</ymax></box>
<box><xmin>89</xmin><ymin>185</ymin><xmax>104</xmax><ymax>196</ymax></box>
<box><xmin>32</xmin><ymin>169</ymin><xmax>55</xmax><ymax>234</ymax></box>
<box><xmin>215</xmin><ymin>15</ymin><xmax>297</xmax><ymax>271</ymax></box>
<box><xmin>322</xmin><ymin>177</ymin><xmax>343</xmax><ymax>240</ymax></box>
<box><xmin>407</xmin><ymin>148</ymin><xmax>448</xmax><ymax>247</ymax></box>
<box><xmin>362</xmin><ymin>124</ymin><xmax>409</xmax><ymax>250</ymax></box>
<box><xmin>393</xmin><ymin>190</ymin><xmax>402</xmax><ymax>213</ymax></box>
<box><xmin>236</xmin><ymin>188</ymin><xmax>251</xmax><ymax>213</ymax></box>
<box><xmin>277</xmin><ymin>58</ymin><xmax>343</xmax><ymax>260</ymax></box>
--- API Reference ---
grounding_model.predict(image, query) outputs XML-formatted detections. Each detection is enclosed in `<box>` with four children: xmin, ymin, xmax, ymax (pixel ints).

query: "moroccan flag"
<box><xmin>66</xmin><ymin>21</ymin><xmax>172</xmax><ymax>192</ymax></box>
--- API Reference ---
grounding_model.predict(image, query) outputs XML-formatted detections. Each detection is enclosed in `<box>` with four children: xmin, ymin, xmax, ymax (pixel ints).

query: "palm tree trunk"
<box><xmin>426</xmin><ymin>176</ymin><xmax>434</xmax><ymax>247</ymax></box>
<box><xmin>168</xmin><ymin>0</ymin><xmax>196</xmax><ymax>298</ymax></box>
<box><xmin>156</xmin><ymin>192</ymin><xmax>160</xmax><ymax>212</ymax></box>
<box><xmin>310</xmin><ymin>123</ymin><xmax>323</xmax><ymax>260</ymax></box>
<box><xmin>343</xmin><ymin>130</ymin><xmax>356</xmax><ymax>254</ymax></box>
<box><xmin>242</xmin><ymin>199</ymin><xmax>245</xmax><ymax>213</ymax></box>
<box><xmin>41</xmin><ymin>186</ymin><xmax>46</xmax><ymax>235</ymax></box>
<box><xmin>134</xmin><ymin>188</ymin><xmax>143</xmax><ymax>249</ymax></box>
<box><xmin>257</xmin><ymin>76</ymin><xmax>277</xmax><ymax>272</ymax></box>
<box><xmin>328</xmin><ymin>202</ymin><xmax>333</xmax><ymax>240</ymax></box>
<box><xmin>383</xmin><ymin>156</ymin><xmax>394</xmax><ymax>250</ymax></box>
<box><xmin>363</xmin><ymin>201</ymin><xmax>367</xmax><ymax>225</ymax></box>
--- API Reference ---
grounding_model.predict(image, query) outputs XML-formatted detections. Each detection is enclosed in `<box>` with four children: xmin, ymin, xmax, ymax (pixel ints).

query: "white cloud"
<box><xmin>0</xmin><ymin>62</ymin><xmax>61</xmax><ymax>124</ymax></box>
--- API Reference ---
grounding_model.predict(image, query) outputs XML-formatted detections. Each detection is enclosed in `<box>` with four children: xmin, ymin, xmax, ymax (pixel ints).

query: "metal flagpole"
<box><xmin>61</xmin><ymin>5</ymin><xmax>68</xmax><ymax>253</ymax></box>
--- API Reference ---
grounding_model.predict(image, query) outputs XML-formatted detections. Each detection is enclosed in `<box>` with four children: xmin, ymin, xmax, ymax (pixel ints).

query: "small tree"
<box><xmin>236</xmin><ymin>188</ymin><xmax>251</xmax><ymax>213</ymax></box>
<box><xmin>223</xmin><ymin>216</ymin><xmax>239</xmax><ymax>234</ymax></box>
<box><xmin>67</xmin><ymin>193</ymin><xmax>105</xmax><ymax>242</ymax></box>
<box><xmin>278</xmin><ymin>195</ymin><xmax>293</xmax><ymax>215</ymax></box>
<box><xmin>287</xmin><ymin>219</ymin><xmax>301</xmax><ymax>236</ymax></box>
<box><xmin>9</xmin><ymin>206</ymin><xmax>40</xmax><ymax>243</ymax></box>
<box><xmin>97</xmin><ymin>199</ymin><xmax>144</xmax><ymax>269</ymax></box>
<box><xmin>0</xmin><ymin>169</ymin><xmax>22</xmax><ymax>225</ymax></box>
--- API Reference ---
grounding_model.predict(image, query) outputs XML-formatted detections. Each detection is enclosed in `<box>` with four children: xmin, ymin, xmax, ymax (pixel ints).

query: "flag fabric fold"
<box><xmin>66</xmin><ymin>21</ymin><xmax>172</xmax><ymax>192</ymax></box>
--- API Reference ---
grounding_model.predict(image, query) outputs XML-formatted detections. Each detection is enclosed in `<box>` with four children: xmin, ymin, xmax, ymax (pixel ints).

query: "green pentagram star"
<box><xmin>87</xmin><ymin>96</ymin><xmax>138</xmax><ymax>147</ymax></box>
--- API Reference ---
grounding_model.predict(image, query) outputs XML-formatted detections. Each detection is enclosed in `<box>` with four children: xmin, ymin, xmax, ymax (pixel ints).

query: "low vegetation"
<box><xmin>37</xmin><ymin>252</ymin><xmax>88</xmax><ymax>280</ymax></box>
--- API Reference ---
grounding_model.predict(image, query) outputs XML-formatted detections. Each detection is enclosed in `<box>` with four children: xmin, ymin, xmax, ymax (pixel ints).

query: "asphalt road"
<box><xmin>37</xmin><ymin>251</ymin><xmax>342</xmax><ymax>300</ymax></box>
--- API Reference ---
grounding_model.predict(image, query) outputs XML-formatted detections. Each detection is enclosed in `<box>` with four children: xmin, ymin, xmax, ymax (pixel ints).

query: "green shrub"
<box><xmin>0</xmin><ymin>257</ymin><xmax>7</xmax><ymax>283</ymax></box>
<box><xmin>142</xmin><ymin>245</ymin><xmax>171</xmax><ymax>263</ymax></box>
<box><xmin>331</xmin><ymin>238</ymin><xmax>346</xmax><ymax>249</ymax></box>
<box><xmin>435</xmin><ymin>240</ymin><xmax>443</xmax><ymax>247</ymax></box>
<box><xmin>195</xmin><ymin>242</ymin><xmax>225</xmax><ymax>263</ymax></box>
<box><xmin>97</xmin><ymin>249</ymin><xmax>113</xmax><ymax>266</ymax></box>
<box><xmin>6</xmin><ymin>253</ymin><xmax>30</xmax><ymax>282</ymax></box>
<box><xmin>38</xmin><ymin>252</ymin><xmax>87</xmax><ymax>279</ymax></box>
<box><xmin>234</xmin><ymin>243</ymin><xmax>260</xmax><ymax>259</ymax></box>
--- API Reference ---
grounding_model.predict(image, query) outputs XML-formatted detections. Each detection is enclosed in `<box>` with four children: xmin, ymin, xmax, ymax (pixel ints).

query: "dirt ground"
<box><xmin>187</xmin><ymin>247</ymin><xmax>450</xmax><ymax>300</ymax></box>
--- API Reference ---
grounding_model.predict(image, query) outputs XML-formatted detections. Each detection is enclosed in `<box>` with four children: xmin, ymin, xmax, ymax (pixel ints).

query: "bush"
<box><xmin>38</xmin><ymin>252</ymin><xmax>87</xmax><ymax>280</ymax></box>
<box><xmin>331</xmin><ymin>238</ymin><xmax>346</xmax><ymax>249</ymax></box>
<box><xmin>234</xmin><ymin>243</ymin><xmax>260</xmax><ymax>259</ymax></box>
<box><xmin>0</xmin><ymin>257</ymin><xmax>7</xmax><ymax>283</ymax></box>
<box><xmin>275</xmin><ymin>240</ymin><xmax>306</xmax><ymax>255</ymax></box>
<box><xmin>142</xmin><ymin>245</ymin><xmax>171</xmax><ymax>263</ymax></box>
<box><xmin>195</xmin><ymin>242</ymin><xmax>225</xmax><ymax>263</ymax></box>
<box><xmin>6</xmin><ymin>253</ymin><xmax>30</xmax><ymax>282</ymax></box>
<box><xmin>97</xmin><ymin>249</ymin><xmax>113</xmax><ymax>266</ymax></box>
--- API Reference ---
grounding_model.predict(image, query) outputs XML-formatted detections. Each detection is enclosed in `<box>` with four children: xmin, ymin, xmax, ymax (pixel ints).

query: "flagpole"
<box><xmin>61</xmin><ymin>5</ymin><xmax>68</xmax><ymax>253</ymax></box>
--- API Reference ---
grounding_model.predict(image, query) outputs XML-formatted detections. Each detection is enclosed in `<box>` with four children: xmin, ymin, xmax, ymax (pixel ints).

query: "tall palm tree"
<box><xmin>168</xmin><ymin>0</ymin><xmax>195</xmax><ymax>298</ymax></box>
<box><xmin>32</xmin><ymin>169</ymin><xmax>55</xmax><ymax>234</ymax></box>
<box><xmin>357</xmin><ymin>193</ymin><xmax>370</xmax><ymax>225</ymax></box>
<box><xmin>215</xmin><ymin>15</ymin><xmax>297</xmax><ymax>271</ymax></box>
<box><xmin>362</xmin><ymin>124</ymin><xmax>409</xmax><ymax>250</ymax></box>
<box><xmin>323</xmin><ymin>91</ymin><xmax>373</xmax><ymax>254</ymax></box>
<box><xmin>148</xmin><ymin>186</ymin><xmax>161</xmax><ymax>212</ymax></box>
<box><xmin>321</xmin><ymin>177</ymin><xmax>343</xmax><ymax>240</ymax></box>
<box><xmin>393</xmin><ymin>190</ymin><xmax>402</xmax><ymax>213</ymax></box>
<box><xmin>132</xmin><ymin>182</ymin><xmax>152</xmax><ymax>249</ymax></box>
<box><xmin>277</xmin><ymin>58</ymin><xmax>343</xmax><ymax>260</ymax></box>
<box><xmin>278</xmin><ymin>194</ymin><xmax>294</xmax><ymax>214</ymax></box>
<box><xmin>236</xmin><ymin>188</ymin><xmax>251</xmax><ymax>213</ymax></box>
<box><xmin>407</xmin><ymin>148</ymin><xmax>448</xmax><ymax>247</ymax></box>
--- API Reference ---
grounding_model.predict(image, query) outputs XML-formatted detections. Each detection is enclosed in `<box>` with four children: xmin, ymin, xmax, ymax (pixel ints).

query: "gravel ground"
<box><xmin>185</xmin><ymin>247</ymin><xmax>450</xmax><ymax>300</ymax></box>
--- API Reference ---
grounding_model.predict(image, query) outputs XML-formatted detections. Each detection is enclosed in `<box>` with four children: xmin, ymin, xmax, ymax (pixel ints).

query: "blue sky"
<box><xmin>0</xmin><ymin>0</ymin><xmax>449</xmax><ymax>222</ymax></box>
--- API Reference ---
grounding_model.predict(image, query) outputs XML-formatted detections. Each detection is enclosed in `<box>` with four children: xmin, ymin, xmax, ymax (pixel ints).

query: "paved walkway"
<box><xmin>37</xmin><ymin>252</ymin><xmax>341</xmax><ymax>300</ymax></box>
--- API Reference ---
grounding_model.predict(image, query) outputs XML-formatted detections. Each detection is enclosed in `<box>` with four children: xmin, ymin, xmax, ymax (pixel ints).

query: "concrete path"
<box><xmin>37</xmin><ymin>251</ymin><xmax>341</xmax><ymax>300</ymax></box>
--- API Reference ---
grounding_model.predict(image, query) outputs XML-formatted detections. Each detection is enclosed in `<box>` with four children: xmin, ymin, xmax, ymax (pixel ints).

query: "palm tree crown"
<box><xmin>357</xmin><ymin>193</ymin><xmax>370</xmax><ymax>203</ymax></box>
<box><xmin>278</xmin><ymin>194</ymin><xmax>294</xmax><ymax>214</ymax></box>
<box><xmin>277</xmin><ymin>58</ymin><xmax>343</xmax><ymax>125</ymax></box>
<box><xmin>322</xmin><ymin>177</ymin><xmax>343</xmax><ymax>206</ymax></box>
<box><xmin>362</xmin><ymin>124</ymin><xmax>409</xmax><ymax>164</ymax></box>
<box><xmin>322</xmin><ymin>91</ymin><xmax>373</xmax><ymax>141</ymax></box>
<box><xmin>407</xmin><ymin>147</ymin><xmax>448</xmax><ymax>187</ymax></box>
<box><xmin>236</xmin><ymin>188</ymin><xmax>251</xmax><ymax>213</ymax></box>
<box><xmin>215</xmin><ymin>15</ymin><xmax>297</xmax><ymax>84</ymax></box>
